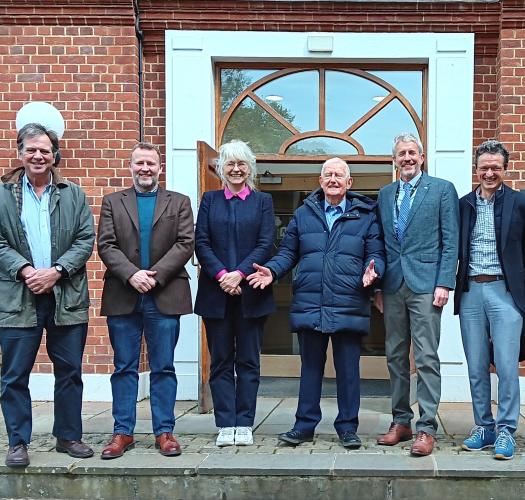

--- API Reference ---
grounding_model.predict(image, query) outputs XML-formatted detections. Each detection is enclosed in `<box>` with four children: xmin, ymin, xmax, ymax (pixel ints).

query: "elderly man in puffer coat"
<box><xmin>248</xmin><ymin>157</ymin><xmax>385</xmax><ymax>449</ymax></box>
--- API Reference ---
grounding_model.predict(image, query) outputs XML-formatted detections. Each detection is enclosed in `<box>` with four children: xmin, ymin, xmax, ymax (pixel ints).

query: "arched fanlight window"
<box><xmin>217</xmin><ymin>66</ymin><xmax>425</xmax><ymax>163</ymax></box>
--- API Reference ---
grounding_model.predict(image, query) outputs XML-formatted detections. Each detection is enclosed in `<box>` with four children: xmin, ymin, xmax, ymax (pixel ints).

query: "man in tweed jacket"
<box><xmin>375</xmin><ymin>133</ymin><xmax>459</xmax><ymax>457</ymax></box>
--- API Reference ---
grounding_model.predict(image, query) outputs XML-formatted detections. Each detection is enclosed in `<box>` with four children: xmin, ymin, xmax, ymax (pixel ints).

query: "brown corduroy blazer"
<box><xmin>97</xmin><ymin>187</ymin><xmax>195</xmax><ymax>316</ymax></box>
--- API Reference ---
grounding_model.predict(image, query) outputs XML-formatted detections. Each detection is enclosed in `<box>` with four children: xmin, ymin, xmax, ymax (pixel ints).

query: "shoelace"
<box><xmin>469</xmin><ymin>425</ymin><xmax>485</xmax><ymax>440</ymax></box>
<box><xmin>496</xmin><ymin>431</ymin><xmax>516</xmax><ymax>448</ymax></box>
<box><xmin>415</xmin><ymin>432</ymin><xmax>429</xmax><ymax>442</ymax></box>
<box><xmin>237</xmin><ymin>427</ymin><xmax>250</xmax><ymax>436</ymax></box>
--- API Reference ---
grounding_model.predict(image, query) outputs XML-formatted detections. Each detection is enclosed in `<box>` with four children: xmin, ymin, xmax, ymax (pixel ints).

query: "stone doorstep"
<box><xmin>2</xmin><ymin>452</ymin><xmax>525</xmax><ymax>479</ymax></box>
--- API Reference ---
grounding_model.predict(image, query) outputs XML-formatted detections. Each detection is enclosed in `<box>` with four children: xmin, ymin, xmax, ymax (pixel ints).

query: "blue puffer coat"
<box><xmin>266</xmin><ymin>188</ymin><xmax>385</xmax><ymax>335</ymax></box>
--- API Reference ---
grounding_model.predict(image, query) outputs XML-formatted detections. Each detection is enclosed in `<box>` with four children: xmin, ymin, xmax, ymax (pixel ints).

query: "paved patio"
<box><xmin>1</xmin><ymin>397</ymin><xmax>525</xmax><ymax>499</ymax></box>
<box><xmin>1</xmin><ymin>396</ymin><xmax>524</xmax><ymax>456</ymax></box>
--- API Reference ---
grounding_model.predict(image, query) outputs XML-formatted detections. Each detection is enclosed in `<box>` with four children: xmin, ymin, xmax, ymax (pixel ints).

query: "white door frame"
<box><xmin>165</xmin><ymin>30</ymin><xmax>475</xmax><ymax>401</ymax></box>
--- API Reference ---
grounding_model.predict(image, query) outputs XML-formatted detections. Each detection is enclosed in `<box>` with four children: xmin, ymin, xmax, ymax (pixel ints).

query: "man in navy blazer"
<box><xmin>454</xmin><ymin>140</ymin><xmax>525</xmax><ymax>460</ymax></box>
<box><xmin>375</xmin><ymin>133</ymin><xmax>459</xmax><ymax>456</ymax></box>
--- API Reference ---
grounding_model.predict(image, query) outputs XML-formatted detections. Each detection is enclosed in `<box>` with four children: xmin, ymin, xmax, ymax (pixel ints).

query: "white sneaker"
<box><xmin>216</xmin><ymin>427</ymin><xmax>235</xmax><ymax>447</ymax></box>
<box><xmin>235</xmin><ymin>426</ymin><xmax>253</xmax><ymax>446</ymax></box>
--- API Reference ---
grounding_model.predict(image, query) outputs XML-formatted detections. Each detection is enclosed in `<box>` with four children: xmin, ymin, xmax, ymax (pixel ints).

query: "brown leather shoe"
<box><xmin>100</xmin><ymin>434</ymin><xmax>135</xmax><ymax>460</ymax></box>
<box><xmin>377</xmin><ymin>423</ymin><xmax>413</xmax><ymax>445</ymax></box>
<box><xmin>5</xmin><ymin>443</ymin><xmax>29</xmax><ymax>467</ymax></box>
<box><xmin>155</xmin><ymin>432</ymin><xmax>182</xmax><ymax>456</ymax></box>
<box><xmin>410</xmin><ymin>431</ymin><xmax>435</xmax><ymax>456</ymax></box>
<box><xmin>56</xmin><ymin>439</ymin><xmax>94</xmax><ymax>458</ymax></box>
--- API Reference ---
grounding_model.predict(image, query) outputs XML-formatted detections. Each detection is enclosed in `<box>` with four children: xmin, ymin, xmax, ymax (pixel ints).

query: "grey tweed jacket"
<box><xmin>377</xmin><ymin>171</ymin><xmax>459</xmax><ymax>294</ymax></box>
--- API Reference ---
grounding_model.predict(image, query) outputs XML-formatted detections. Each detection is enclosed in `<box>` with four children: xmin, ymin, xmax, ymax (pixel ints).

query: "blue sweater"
<box><xmin>136</xmin><ymin>190</ymin><xmax>157</xmax><ymax>269</ymax></box>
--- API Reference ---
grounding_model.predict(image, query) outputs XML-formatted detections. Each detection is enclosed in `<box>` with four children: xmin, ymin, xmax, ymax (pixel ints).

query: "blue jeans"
<box><xmin>0</xmin><ymin>294</ymin><xmax>87</xmax><ymax>447</ymax></box>
<box><xmin>460</xmin><ymin>280</ymin><xmax>522</xmax><ymax>434</ymax></box>
<box><xmin>107</xmin><ymin>293</ymin><xmax>180</xmax><ymax>436</ymax></box>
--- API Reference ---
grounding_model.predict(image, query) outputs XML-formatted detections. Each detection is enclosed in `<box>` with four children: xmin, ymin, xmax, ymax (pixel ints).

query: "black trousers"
<box><xmin>204</xmin><ymin>296</ymin><xmax>266</xmax><ymax>427</ymax></box>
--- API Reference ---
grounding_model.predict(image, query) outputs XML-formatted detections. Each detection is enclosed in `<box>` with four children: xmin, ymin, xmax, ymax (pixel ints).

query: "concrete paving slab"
<box><xmin>254</xmin><ymin>423</ymin><xmax>291</xmax><ymax>435</ymax></box>
<box><xmin>360</xmin><ymin>398</ymin><xmax>392</xmax><ymax>414</ymax></box>
<box><xmin>333</xmin><ymin>453</ymin><xmax>435</xmax><ymax>477</ymax></box>
<box><xmin>81</xmin><ymin>415</ymin><xmax>116</xmax><ymax>434</ymax></box>
<box><xmin>435</xmin><ymin>453</ymin><xmax>525</xmax><ymax>477</ymax></box>
<box><xmin>176</xmin><ymin>401</ymin><xmax>198</xmax><ymax>417</ymax></box>
<box><xmin>81</xmin><ymin>402</ymin><xmax>114</xmax><ymax>416</ymax></box>
<box><xmin>0</xmin><ymin>452</ymin><xmax>82</xmax><ymax>474</ymax></box>
<box><xmin>198</xmin><ymin>452</ymin><xmax>334</xmax><ymax>475</ymax></box>
<box><xmin>70</xmin><ymin>452</ymin><xmax>205</xmax><ymax>476</ymax></box>
<box><xmin>175</xmin><ymin>413</ymin><xmax>217</xmax><ymax>434</ymax></box>
<box><xmin>437</xmin><ymin>402</ymin><xmax>477</xmax><ymax>436</ymax></box>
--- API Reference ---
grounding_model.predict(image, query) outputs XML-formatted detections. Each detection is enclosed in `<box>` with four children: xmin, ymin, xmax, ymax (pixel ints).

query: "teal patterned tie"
<box><xmin>396</xmin><ymin>182</ymin><xmax>412</xmax><ymax>241</ymax></box>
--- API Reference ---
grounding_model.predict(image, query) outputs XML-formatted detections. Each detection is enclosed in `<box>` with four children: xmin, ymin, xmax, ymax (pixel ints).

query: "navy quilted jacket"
<box><xmin>266</xmin><ymin>188</ymin><xmax>385</xmax><ymax>335</ymax></box>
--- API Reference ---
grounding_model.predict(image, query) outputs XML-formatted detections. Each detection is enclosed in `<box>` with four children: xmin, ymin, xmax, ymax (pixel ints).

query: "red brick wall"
<box><xmin>0</xmin><ymin>13</ymin><xmax>139</xmax><ymax>374</ymax></box>
<box><xmin>497</xmin><ymin>28</ymin><xmax>525</xmax><ymax>190</ymax></box>
<box><xmin>2</xmin><ymin>0</ymin><xmax>525</xmax><ymax>377</ymax></box>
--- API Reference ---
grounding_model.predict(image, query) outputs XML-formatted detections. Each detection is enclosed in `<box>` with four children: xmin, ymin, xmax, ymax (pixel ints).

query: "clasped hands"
<box><xmin>219</xmin><ymin>271</ymin><xmax>243</xmax><ymax>295</ymax></box>
<box><xmin>129</xmin><ymin>269</ymin><xmax>157</xmax><ymax>293</ymax></box>
<box><xmin>21</xmin><ymin>265</ymin><xmax>61</xmax><ymax>294</ymax></box>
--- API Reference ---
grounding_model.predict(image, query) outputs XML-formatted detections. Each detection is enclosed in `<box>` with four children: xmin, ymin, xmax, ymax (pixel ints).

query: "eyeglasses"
<box><xmin>224</xmin><ymin>161</ymin><xmax>249</xmax><ymax>170</ymax></box>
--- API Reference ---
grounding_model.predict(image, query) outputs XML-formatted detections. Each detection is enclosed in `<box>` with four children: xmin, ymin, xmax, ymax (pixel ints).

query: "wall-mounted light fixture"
<box><xmin>16</xmin><ymin>101</ymin><xmax>65</xmax><ymax>138</ymax></box>
<box><xmin>260</xmin><ymin>170</ymin><xmax>282</xmax><ymax>184</ymax></box>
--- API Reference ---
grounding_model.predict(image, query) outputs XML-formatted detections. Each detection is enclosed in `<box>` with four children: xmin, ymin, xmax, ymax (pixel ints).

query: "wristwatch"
<box><xmin>54</xmin><ymin>264</ymin><xmax>66</xmax><ymax>278</ymax></box>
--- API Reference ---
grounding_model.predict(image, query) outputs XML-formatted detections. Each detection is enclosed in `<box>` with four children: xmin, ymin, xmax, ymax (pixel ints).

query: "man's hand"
<box><xmin>19</xmin><ymin>265</ymin><xmax>37</xmax><ymax>281</ymax></box>
<box><xmin>433</xmin><ymin>286</ymin><xmax>449</xmax><ymax>307</ymax></box>
<box><xmin>373</xmin><ymin>290</ymin><xmax>384</xmax><ymax>314</ymax></box>
<box><xmin>219</xmin><ymin>271</ymin><xmax>243</xmax><ymax>295</ymax></box>
<box><xmin>246</xmin><ymin>263</ymin><xmax>274</xmax><ymax>290</ymax></box>
<box><xmin>128</xmin><ymin>270</ymin><xmax>157</xmax><ymax>293</ymax></box>
<box><xmin>25</xmin><ymin>267</ymin><xmax>60</xmax><ymax>294</ymax></box>
<box><xmin>363</xmin><ymin>259</ymin><xmax>378</xmax><ymax>287</ymax></box>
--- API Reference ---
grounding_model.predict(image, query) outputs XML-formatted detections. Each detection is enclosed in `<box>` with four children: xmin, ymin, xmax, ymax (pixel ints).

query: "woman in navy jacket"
<box><xmin>194</xmin><ymin>140</ymin><xmax>275</xmax><ymax>447</ymax></box>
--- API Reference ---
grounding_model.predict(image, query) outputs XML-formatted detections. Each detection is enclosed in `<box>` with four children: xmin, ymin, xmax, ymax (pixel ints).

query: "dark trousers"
<box><xmin>204</xmin><ymin>297</ymin><xmax>266</xmax><ymax>427</ymax></box>
<box><xmin>0</xmin><ymin>294</ymin><xmax>88</xmax><ymax>447</ymax></box>
<box><xmin>294</xmin><ymin>331</ymin><xmax>361</xmax><ymax>436</ymax></box>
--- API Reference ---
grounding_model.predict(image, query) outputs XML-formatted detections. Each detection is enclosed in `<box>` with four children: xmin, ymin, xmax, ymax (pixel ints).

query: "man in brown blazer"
<box><xmin>97</xmin><ymin>142</ymin><xmax>194</xmax><ymax>459</ymax></box>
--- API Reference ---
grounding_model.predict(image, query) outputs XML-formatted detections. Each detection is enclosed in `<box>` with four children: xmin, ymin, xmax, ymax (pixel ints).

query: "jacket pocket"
<box><xmin>420</xmin><ymin>253</ymin><xmax>439</xmax><ymax>263</ymax></box>
<box><xmin>0</xmin><ymin>280</ymin><xmax>24</xmax><ymax>313</ymax></box>
<box><xmin>62</xmin><ymin>273</ymin><xmax>90</xmax><ymax>311</ymax></box>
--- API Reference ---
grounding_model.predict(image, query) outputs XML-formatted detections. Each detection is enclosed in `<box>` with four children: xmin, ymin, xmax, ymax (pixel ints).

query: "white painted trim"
<box><xmin>166</xmin><ymin>29</ymin><xmax>476</xmax><ymax>402</ymax></box>
<box><xmin>29</xmin><ymin>372</ymin><xmax>149</xmax><ymax>403</ymax></box>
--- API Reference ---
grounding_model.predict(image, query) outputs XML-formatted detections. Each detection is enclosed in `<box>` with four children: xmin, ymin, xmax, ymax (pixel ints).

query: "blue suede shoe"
<box><xmin>461</xmin><ymin>425</ymin><xmax>496</xmax><ymax>451</ymax></box>
<box><xmin>494</xmin><ymin>429</ymin><xmax>516</xmax><ymax>460</ymax></box>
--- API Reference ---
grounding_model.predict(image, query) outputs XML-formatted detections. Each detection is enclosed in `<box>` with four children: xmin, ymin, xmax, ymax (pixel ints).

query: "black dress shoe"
<box><xmin>5</xmin><ymin>443</ymin><xmax>29</xmax><ymax>467</ymax></box>
<box><xmin>339</xmin><ymin>431</ymin><xmax>362</xmax><ymax>449</ymax></box>
<box><xmin>278</xmin><ymin>429</ymin><xmax>314</xmax><ymax>445</ymax></box>
<box><xmin>56</xmin><ymin>439</ymin><xmax>94</xmax><ymax>458</ymax></box>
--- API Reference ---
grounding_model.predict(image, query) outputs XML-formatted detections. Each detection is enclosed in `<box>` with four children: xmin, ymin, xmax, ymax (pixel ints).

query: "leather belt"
<box><xmin>469</xmin><ymin>274</ymin><xmax>504</xmax><ymax>283</ymax></box>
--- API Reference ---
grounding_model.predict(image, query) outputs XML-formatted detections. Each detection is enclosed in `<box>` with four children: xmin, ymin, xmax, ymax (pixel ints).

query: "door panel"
<box><xmin>197</xmin><ymin>141</ymin><xmax>221</xmax><ymax>413</ymax></box>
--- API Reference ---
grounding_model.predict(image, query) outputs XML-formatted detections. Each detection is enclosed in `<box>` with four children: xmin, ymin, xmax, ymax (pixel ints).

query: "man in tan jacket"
<box><xmin>97</xmin><ymin>142</ymin><xmax>194</xmax><ymax>459</ymax></box>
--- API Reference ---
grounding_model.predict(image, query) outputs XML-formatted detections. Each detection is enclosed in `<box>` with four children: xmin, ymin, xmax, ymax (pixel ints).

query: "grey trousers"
<box><xmin>383</xmin><ymin>282</ymin><xmax>442</xmax><ymax>436</ymax></box>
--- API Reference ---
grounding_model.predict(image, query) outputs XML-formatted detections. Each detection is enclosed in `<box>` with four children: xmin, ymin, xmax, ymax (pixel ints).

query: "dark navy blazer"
<box><xmin>194</xmin><ymin>189</ymin><xmax>276</xmax><ymax>319</ymax></box>
<box><xmin>454</xmin><ymin>184</ymin><xmax>525</xmax><ymax>360</ymax></box>
<box><xmin>454</xmin><ymin>184</ymin><xmax>525</xmax><ymax>315</ymax></box>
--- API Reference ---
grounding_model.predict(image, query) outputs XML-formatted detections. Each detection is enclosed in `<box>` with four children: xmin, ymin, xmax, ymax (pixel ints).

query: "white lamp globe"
<box><xmin>16</xmin><ymin>102</ymin><xmax>65</xmax><ymax>139</ymax></box>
